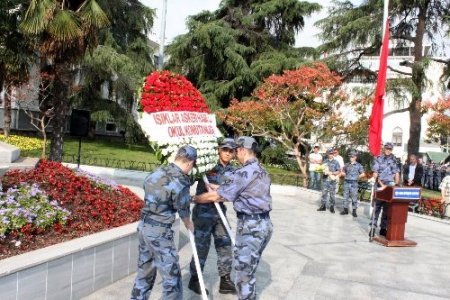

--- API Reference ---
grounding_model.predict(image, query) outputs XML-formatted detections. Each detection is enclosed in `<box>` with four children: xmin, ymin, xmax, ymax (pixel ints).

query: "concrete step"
<box><xmin>0</xmin><ymin>141</ymin><xmax>20</xmax><ymax>163</ymax></box>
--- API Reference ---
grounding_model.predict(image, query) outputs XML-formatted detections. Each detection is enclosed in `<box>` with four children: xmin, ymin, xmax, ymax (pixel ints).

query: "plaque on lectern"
<box><xmin>373</xmin><ymin>186</ymin><xmax>421</xmax><ymax>247</ymax></box>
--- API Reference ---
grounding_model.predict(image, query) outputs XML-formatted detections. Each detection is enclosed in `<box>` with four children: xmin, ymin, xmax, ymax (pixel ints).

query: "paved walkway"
<box><xmin>82</xmin><ymin>185</ymin><xmax>450</xmax><ymax>299</ymax></box>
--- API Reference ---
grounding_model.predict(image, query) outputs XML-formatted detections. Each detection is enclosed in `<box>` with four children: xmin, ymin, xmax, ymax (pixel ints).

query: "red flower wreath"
<box><xmin>140</xmin><ymin>70</ymin><xmax>209</xmax><ymax>113</ymax></box>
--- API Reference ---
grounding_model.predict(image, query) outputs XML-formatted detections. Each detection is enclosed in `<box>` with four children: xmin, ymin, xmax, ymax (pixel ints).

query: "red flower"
<box><xmin>140</xmin><ymin>70</ymin><xmax>210</xmax><ymax>113</ymax></box>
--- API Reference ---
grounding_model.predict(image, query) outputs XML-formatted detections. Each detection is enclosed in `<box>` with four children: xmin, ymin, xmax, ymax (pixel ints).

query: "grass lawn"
<box><xmin>23</xmin><ymin>137</ymin><xmax>158</xmax><ymax>163</ymax></box>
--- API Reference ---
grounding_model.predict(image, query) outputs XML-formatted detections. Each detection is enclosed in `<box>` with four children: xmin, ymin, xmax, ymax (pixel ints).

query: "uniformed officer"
<box><xmin>425</xmin><ymin>161</ymin><xmax>434</xmax><ymax>189</ymax></box>
<box><xmin>130</xmin><ymin>145</ymin><xmax>214</xmax><ymax>300</ymax></box>
<box><xmin>194</xmin><ymin>136</ymin><xmax>273</xmax><ymax>300</ymax></box>
<box><xmin>317</xmin><ymin>148</ymin><xmax>341</xmax><ymax>213</ymax></box>
<box><xmin>369</xmin><ymin>142</ymin><xmax>400</xmax><ymax>237</ymax></box>
<box><xmin>340</xmin><ymin>150</ymin><xmax>365</xmax><ymax>217</ymax></box>
<box><xmin>188</xmin><ymin>138</ymin><xmax>237</xmax><ymax>295</ymax></box>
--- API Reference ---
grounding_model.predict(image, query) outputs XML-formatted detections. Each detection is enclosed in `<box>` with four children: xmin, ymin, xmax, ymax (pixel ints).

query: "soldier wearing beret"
<box><xmin>131</xmin><ymin>145</ymin><xmax>217</xmax><ymax>300</ymax></box>
<box><xmin>188</xmin><ymin>138</ymin><xmax>237</xmax><ymax>295</ymax></box>
<box><xmin>369</xmin><ymin>142</ymin><xmax>400</xmax><ymax>237</ymax></box>
<box><xmin>194</xmin><ymin>136</ymin><xmax>273</xmax><ymax>300</ymax></box>
<box><xmin>340</xmin><ymin>150</ymin><xmax>365</xmax><ymax>217</ymax></box>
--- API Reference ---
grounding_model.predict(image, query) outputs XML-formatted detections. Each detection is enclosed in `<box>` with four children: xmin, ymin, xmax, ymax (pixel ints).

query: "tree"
<box><xmin>20</xmin><ymin>0</ymin><xmax>110</xmax><ymax>161</ymax></box>
<box><xmin>316</xmin><ymin>0</ymin><xmax>450</xmax><ymax>156</ymax></box>
<box><xmin>12</xmin><ymin>72</ymin><xmax>55</xmax><ymax>158</ymax></box>
<box><xmin>0</xmin><ymin>0</ymin><xmax>33</xmax><ymax>137</ymax></box>
<box><xmin>74</xmin><ymin>0</ymin><xmax>155</xmax><ymax>143</ymax></box>
<box><xmin>218</xmin><ymin>62</ymin><xmax>345</xmax><ymax>185</ymax></box>
<box><xmin>422</xmin><ymin>98</ymin><xmax>450</xmax><ymax>148</ymax></box>
<box><xmin>167</xmin><ymin>0</ymin><xmax>322</xmax><ymax>109</ymax></box>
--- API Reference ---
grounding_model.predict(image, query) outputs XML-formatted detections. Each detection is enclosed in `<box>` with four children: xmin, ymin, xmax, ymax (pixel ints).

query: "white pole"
<box><xmin>189</xmin><ymin>230</ymin><xmax>208</xmax><ymax>300</ymax></box>
<box><xmin>202</xmin><ymin>175</ymin><xmax>235</xmax><ymax>246</ymax></box>
<box><xmin>382</xmin><ymin>0</ymin><xmax>389</xmax><ymax>39</ymax></box>
<box><xmin>158</xmin><ymin>0</ymin><xmax>168</xmax><ymax>70</ymax></box>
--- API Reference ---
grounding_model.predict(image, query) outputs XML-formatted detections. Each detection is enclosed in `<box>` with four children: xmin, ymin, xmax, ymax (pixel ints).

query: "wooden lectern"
<box><xmin>373</xmin><ymin>186</ymin><xmax>421</xmax><ymax>247</ymax></box>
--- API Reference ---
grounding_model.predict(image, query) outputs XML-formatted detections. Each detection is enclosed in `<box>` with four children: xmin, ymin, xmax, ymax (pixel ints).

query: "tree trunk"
<box><xmin>49</xmin><ymin>65</ymin><xmax>71</xmax><ymax>162</ymax></box>
<box><xmin>3</xmin><ymin>85</ymin><xmax>13</xmax><ymax>137</ymax></box>
<box><xmin>293</xmin><ymin>145</ymin><xmax>308</xmax><ymax>187</ymax></box>
<box><xmin>407</xmin><ymin>3</ymin><xmax>428</xmax><ymax>156</ymax></box>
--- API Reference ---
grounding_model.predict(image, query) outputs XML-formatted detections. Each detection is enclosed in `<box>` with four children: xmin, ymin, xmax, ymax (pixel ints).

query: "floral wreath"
<box><xmin>137</xmin><ymin>70</ymin><xmax>221</xmax><ymax>175</ymax></box>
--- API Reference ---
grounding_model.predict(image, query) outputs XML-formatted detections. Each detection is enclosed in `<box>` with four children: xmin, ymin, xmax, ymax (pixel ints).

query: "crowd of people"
<box><xmin>309</xmin><ymin>143</ymin><xmax>450</xmax><ymax>225</ymax></box>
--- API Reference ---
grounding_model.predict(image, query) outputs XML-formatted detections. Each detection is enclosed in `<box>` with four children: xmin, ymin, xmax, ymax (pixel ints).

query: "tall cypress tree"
<box><xmin>167</xmin><ymin>0</ymin><xmax>322</xmax><ymax>109</ymax></box>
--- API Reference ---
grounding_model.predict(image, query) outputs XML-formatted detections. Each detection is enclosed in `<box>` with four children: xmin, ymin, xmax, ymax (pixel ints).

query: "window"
<box><xmin>392</xmin><ymin>127</ymin><xmax>403</xmax><ymax>146</ymax></box>
<box><xmin>106</xmin><ymin>122</ymin><xmax>117</xmax><ymax>132</ymax></box>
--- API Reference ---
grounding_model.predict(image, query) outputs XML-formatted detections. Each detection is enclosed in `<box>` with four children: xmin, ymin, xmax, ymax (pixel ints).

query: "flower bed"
<box><xmin>0</xmin><ymin>160</ymin><xmax>143</xmax><ymax>259</ymax></box>
<box><xmin>0</xmin><ymin>134</ymin><xmax>43</xmax><ymax>152</ymax></box>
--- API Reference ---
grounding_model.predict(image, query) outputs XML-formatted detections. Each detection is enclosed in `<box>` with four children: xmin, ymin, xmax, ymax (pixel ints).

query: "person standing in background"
<box><xmin>317</xmin><ymin>148</ymin><xmax>341</xmax><ymax>214</ymax></box>
<box><xmin>308</xmin><ymin>144</ymin><xmax>323</xmax><ymax>190</ymax></box>
<box><xmin>340</xmin><ymin>151</ymin><xmax>365</xmax><ymax>217</ymax></box>
<box><xmin>403</xmin><ymin>154</ymin><xmax>423</xmax><ymax>187</ymax></box>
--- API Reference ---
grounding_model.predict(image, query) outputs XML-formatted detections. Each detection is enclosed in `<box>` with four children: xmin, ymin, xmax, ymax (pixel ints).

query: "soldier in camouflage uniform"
<box><xmin>369</xmin><ymin>142</ymin><xmax>400</xmax><ymax>237</ymax></box>
<box><xmin>130</xmin><ymin>145</ymin><xmax>211</xmax><ymax>300</ymax></box>
<box><xmin>188</xmin><ymin>139</ymin><xmax>237</xmax><ymax>295</ymax></box>
<box><xmin>340</xmin><ymin>150</ymin><xmax>365</xmax><ymax>217</ymax></box>
<box><xmin>194</xmin><ymin>136</ymin><xmax>273</xmax><ymax>300</ymax></box>
<box><xmin>425</xmin><ymin>162</ymin><xmax>434</xmax><ymax>189</ymax></box>
<box><xmin>317</xmin><ymin>148</ymin><xmax>341</xmax><ymax>213</ymax></box>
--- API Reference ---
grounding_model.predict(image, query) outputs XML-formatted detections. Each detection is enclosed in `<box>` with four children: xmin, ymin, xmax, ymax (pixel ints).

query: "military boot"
<box><xmin>330</xmin><ymin>206</ymin><xmax>335</xmax><ymax>213</ymax></box>
<box><xmin>188</xmin><ymin>275</ymin><xmax>209</xmax><ymax>295</ymax></box>
<box><xmin>379</xmin><ymin>228</ymin><xmax>387</xmax><ymax>237</ymax></box>
<box><xmin>368</xmin><ymin>228</ymin><xmax>375</xmax><ymax>237</ymax></box>
<box><xmin>340</xmin><ymin>208</ymin><xmax>349</xmax><ymax>215</ymax></box>
<box><xmin>219</xmin><ymin>274</ymin><xmax>236</xmax><ymax>294</ymax></box>
<box><xmin>352</xmin><ymin>209</ymin><xmax>358</xmax><ymax>217</ymax></box>
<box><xmin>317</xmin><ymin>204</ymin><xmax>326</xmax><ymax>211</ymax></box>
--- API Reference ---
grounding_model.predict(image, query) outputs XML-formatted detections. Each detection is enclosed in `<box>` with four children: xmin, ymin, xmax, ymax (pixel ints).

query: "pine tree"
<box><xmin>167</xmin><ymin>0</ymin><xmax>322</xmax><ymax>109</ymax></box>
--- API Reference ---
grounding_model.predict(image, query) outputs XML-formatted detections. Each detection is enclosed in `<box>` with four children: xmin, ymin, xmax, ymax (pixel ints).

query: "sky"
<box><xmin>141</xmin><ymin>0</ymin><xmax>333</xmax><ymax>48</ymax></box>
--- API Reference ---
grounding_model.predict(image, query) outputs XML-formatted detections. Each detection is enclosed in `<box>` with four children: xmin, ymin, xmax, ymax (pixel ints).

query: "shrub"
<box><xmin>0</xmin><ymin>183</ymin><xmax>70</xmax><ymax>237</ymax></box>
<box><xmin>2</xmin><ymin>160</ymin><xmax>143</xmax><ymax>234</ymax></box>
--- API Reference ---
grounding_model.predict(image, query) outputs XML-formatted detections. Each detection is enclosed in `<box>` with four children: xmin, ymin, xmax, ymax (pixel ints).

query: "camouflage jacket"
<box><xmin>141</xmin><ymin>163</ymin><xmax>192</xmax><ymax>224</ymax></box>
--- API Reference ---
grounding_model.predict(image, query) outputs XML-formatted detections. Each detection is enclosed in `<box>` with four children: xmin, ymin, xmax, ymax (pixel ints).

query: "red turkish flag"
<box><xmin>369</xmin><ymin>20</ymin><xmax>390</xmax><ymax>156</ymax></box>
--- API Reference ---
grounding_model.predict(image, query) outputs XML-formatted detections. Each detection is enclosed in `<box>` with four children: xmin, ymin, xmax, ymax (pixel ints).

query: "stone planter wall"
<box><xmin>0</xmin><ymin>164</ymin><xmax>181</xmax><ymax>300</ymax></box>
<box><xmin>0</xmin><ymin>219</ymin><xmax>181</xmax><ymax>300</ymax></box>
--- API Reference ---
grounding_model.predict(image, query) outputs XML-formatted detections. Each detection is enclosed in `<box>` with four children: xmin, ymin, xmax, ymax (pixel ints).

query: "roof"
<box><xmin>425</xmin><ymin>151</ymin><xmax>449</xmax><ymax>163</ymax></box>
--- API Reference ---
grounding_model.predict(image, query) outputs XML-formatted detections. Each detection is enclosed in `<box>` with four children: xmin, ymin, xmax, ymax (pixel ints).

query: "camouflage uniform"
<box><xmin>370</xmin><ymin>154</ymin><xmax>400</xmax><ymax>230</ymax></box>
<box><xmin>217</xmin><ymin>157</ymin><xmax>273</xmax><ymax>300</ymax></box>
<box><xmin>131</xmin><ymin>163</ymin><xmax>192</xmax><ymax>300</ymax></box>
<box><xmin>189</xmin><ymin>163</ymin><xmax>235</xmax><ymax>278</ymax></box>
<box><xmin>425</xmin><ymin>163</ymin><xmax>434</xmax><ymax>189</ymax></box>
<box><xmin>342</xmin><ymin>161</ymin><xmax>364</xmax><ymax>209</ymax></box>
<box><xmin>321</xmin><ymin>158</ymin><xmax>341</xmax><ymax>207</ymax></box>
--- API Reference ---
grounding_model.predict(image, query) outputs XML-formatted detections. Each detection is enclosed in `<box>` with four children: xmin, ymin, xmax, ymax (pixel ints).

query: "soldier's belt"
<box><xmin>236</xmin><ymin>211</ymin><xmax>270</xmax><ymax>221</ymax></box>
<box><xmin>344</xmin><ymin>179</ymin><xmax>358</xmax><ymax>182</ymax></box>
<box><xmin>141</xmin><ymin>214</ymin><xmax>172</xmax><ymax>228</ymax></box>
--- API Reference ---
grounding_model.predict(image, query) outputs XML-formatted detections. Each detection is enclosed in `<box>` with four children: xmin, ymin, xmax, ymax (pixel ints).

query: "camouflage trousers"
<box><xmin>234</xmin><ymin>217</ymin><xmax>273</xmax><ymax>300</ymax></box>
<box><xmin>130</xmin><ymin>221</ymin><xmax>182</xmax><ymax>300</ymax></box>
<box><xmin>343</xmin><ymin>180</ymin><xmax>359</xmax><ymax>209</ymax></box>
<box><xmin>189</xmin><ymin>203</ymin><xmax>233</xmax><ymax>277</ymax></box>
<box><xmin>321</xmin><ymin>179</ymin><xmax>337</xmax><ymax>207</ymax></box>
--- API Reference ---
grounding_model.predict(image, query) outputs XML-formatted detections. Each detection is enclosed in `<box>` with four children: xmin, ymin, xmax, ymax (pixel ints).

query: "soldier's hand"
<box><xmin>208</xmin><ymin>183</ymin><xmax>219</xmax><ymax>191</ymax></box>
<box><xmin>182</xmin><ymin>218</ymin><xmax>194</xmax><ymax>233</ymax></box>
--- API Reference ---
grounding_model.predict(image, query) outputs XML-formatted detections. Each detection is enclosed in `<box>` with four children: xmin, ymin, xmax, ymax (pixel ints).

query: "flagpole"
<box><xmin>382</xmin><ymin>0</ymin><xmax>389</xmax><ymax>39</ymax></box>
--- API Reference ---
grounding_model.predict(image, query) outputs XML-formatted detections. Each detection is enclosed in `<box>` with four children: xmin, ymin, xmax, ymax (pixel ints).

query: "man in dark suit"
<box><xmin>403</xmin><ymin>154</ymin><xmax>424</xmax><ymax>186</ymax></box>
